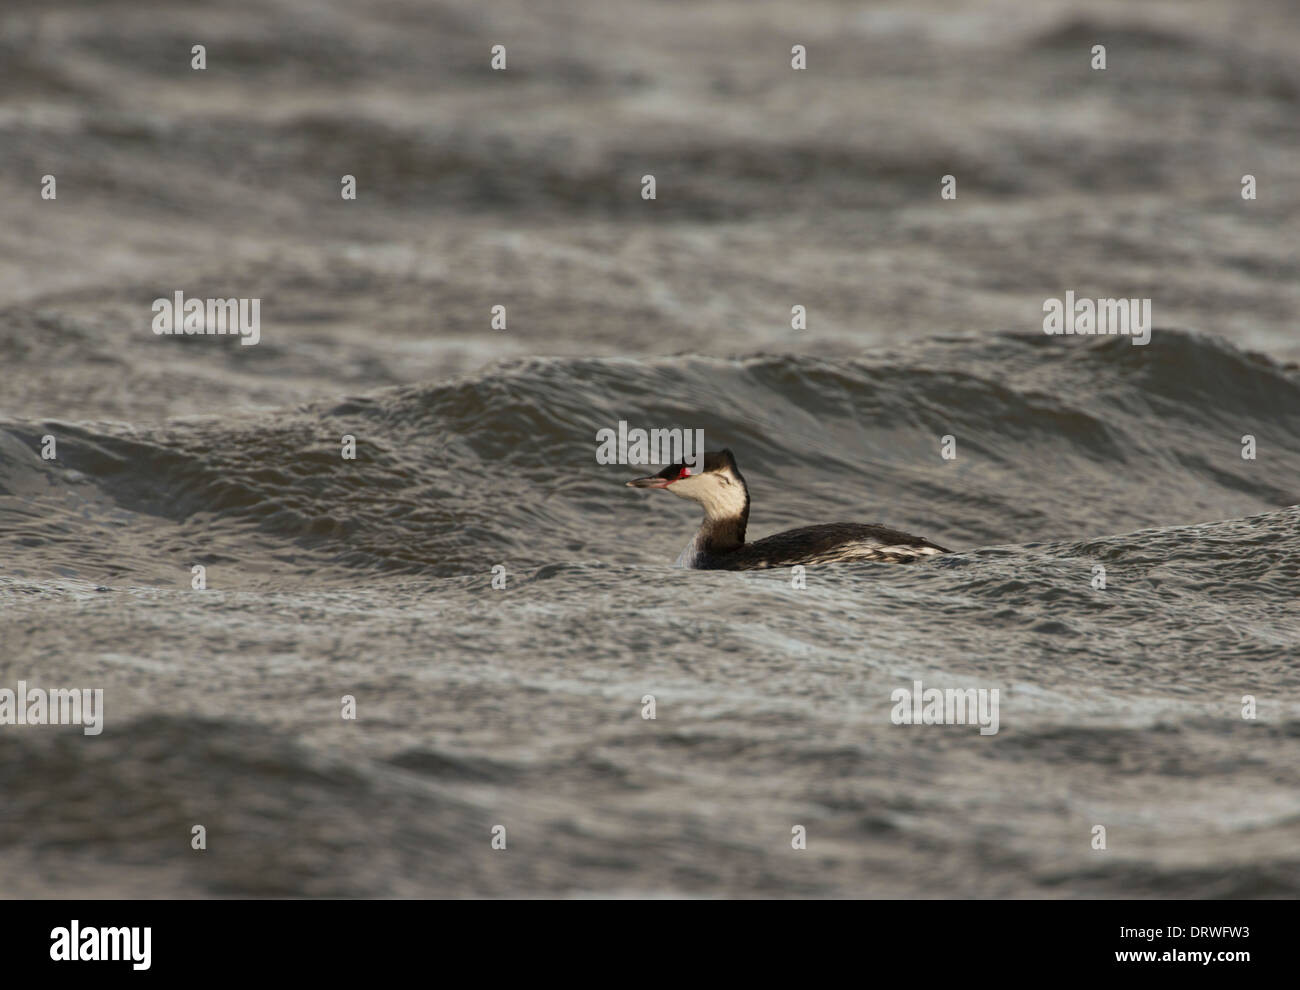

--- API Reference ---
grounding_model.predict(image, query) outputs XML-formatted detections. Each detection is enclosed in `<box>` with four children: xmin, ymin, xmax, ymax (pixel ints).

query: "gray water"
<box><xmin>1</xmin><ymin>0</ymin><xmax>1299</xmax><ymax>898</ymax></box>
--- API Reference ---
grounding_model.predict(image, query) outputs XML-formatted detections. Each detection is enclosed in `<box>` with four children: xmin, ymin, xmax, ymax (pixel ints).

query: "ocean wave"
<box><xmin>1</xmin><ymin>330</ymin><xmax>1296</xmax><ymax>583</ymax></box>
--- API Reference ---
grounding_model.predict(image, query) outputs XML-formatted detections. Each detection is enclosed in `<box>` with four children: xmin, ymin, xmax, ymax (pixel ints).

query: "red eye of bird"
<box><xmin>678</xmin><ymin>467</ymin><xmax>691</xmax><ymax>479</ymax></box>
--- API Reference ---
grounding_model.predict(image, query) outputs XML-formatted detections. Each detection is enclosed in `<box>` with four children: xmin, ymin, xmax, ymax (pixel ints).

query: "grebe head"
<box><xmin>626</xmin><ymin>448</ymin><xmax>748</xmax><ymax>521</ymax></box>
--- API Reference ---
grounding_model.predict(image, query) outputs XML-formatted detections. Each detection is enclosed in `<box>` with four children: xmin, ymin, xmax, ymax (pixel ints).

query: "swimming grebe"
<box><xmin>627</xmin><ymin>449</ymin><xmax>949</xmax><ymax>569</ymax></box>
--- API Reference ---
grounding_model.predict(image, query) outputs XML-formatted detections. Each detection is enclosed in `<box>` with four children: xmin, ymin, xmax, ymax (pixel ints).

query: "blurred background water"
<box><xmin>1</xmin><ymin>0</ymin><xmax>1298</xmax><ymax>897</ymax></box>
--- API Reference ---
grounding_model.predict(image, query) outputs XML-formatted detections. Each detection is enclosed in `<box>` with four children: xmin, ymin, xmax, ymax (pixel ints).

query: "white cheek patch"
<box><xmin>671</xmin><ymin>474</ymin><xmax>746</xmax><ymax>520</ymax></box>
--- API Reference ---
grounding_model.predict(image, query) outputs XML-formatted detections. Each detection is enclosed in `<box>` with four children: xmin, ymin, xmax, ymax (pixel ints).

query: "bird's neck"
<box><xmin>693</xmin><ymin>483</ymin><xmax>749</xmax><ymax>553</ymax></box>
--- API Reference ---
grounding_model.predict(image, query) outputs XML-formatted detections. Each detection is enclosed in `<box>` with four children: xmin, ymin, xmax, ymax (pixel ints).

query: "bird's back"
<box><xmin>695</xmin><ymin>523</ymin><xmax>949</xmax><ymax>570</ymax></box>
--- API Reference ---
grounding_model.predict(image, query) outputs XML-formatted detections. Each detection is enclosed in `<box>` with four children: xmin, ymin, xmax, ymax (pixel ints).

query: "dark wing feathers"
<box><xmin>699</xmin><ymin>523</ymin><xmax>949</xmax><ymax>570</ymax></box>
